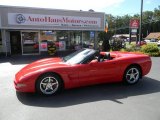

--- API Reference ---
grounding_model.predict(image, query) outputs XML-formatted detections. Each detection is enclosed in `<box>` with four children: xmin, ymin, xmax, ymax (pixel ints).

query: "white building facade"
<box><xmin>0</xmin><ymin>5</ymin><xmax>105</xmax><ymax>55</ymax></box>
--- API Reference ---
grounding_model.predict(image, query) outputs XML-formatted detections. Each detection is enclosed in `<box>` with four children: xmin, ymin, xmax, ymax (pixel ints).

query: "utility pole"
<box><xmin>139</xmin><ymin>0</ymin><xmax>143</xmax><ymax>45</ymax></box>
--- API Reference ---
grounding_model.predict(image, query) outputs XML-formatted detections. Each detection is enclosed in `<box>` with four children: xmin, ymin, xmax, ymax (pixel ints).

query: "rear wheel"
<box><xmin>36</xmin><ymin>73</ymin><xmax>63</xmax><ymax>95</ymax></box>
<box><xmin>124</xmin><ymin>66</ymin><xmax>141</xmax><ymax>85</ymax></box>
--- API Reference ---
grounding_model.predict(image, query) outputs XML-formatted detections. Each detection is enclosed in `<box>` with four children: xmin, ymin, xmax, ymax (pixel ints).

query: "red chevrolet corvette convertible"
<box><xmin>14</xmin><ymin>49</ymin><xmax>152</xmax><ymax>95</ymax></box>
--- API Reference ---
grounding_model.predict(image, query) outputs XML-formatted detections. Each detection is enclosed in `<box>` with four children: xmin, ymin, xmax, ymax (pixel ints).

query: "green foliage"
<box><xmin>145</xmin><ymin>52</ymin><xmax>160</xmax><ymax>57</ymax></box>
<box><xmin>123</xmin><ymin>43</ymin><xmax>160</xmax><ymax>57</ymax></box>
<box><xmin>98</xmin><ymin>31</ymin><xmax>113</xmax><ymax>51</ymax></box>
<box><xmin>125</xmin><ymin>44</ymin><xmax>137</xmax><ymax>52</ymax></box>
<box><xmin>125</xmin><ymin>43</ymin><xmax>141</xmax><ymax>52</ymax></box>
<box><xmin>140</xmin><ymin>44</ymin><xmax>160</xmax><ymax>57</ymax></box>
<box><xmin>106</xmin><ymin>5</ymin><xmax>160</xmax><ymax>37</ymax></box>
<box><xmin>98</xmin><ymin>31</ymin><xmax>113</xmax><ymax>42</ymax></box>
<box><xmin>141</xmin><ymin>44</ymin><xmax>159</xmax><ymax>53</ymax></box>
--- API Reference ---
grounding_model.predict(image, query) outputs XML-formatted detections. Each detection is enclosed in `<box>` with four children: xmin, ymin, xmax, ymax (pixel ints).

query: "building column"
<box><xmin>1</xmin><ymin>29</ymin><xmax>11</xmax><ymax>56</ymax></box>
<box><xmin>94</xmin><ymin>31</ymin><xmax>99</xmax><ymax>50</ymax></box>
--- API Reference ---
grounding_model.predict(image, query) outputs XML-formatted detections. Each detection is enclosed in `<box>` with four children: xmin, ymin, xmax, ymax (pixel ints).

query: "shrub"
<box><xmin>125</xmin><ymin>44</ymin><xmax>140</xmax><ymax>52</ymax></box>
<box><xmin>140</xmin><ymin>44</ymin><xmax>160</xmax><ymax>57</ymax></box>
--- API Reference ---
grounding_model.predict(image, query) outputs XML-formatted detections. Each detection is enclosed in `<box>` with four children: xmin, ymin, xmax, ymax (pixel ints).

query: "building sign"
<box><xmin>8</xmin><ymin>13</ymin><xmax>101</xmax><ymax>28</ymax></box>
<box><xmin>131</xmin><ymin>29</ymin><xmax>137</xmax><ymax>35</ymax></box>
<box><xmin>90</xmin><ymin>31</ymin><xmax>95</xmax><ymax>38</ymax></box>
<box><xmin>130</xmin><ymin>19</ymin><xmax>139</xmax><ymax>28</ymax></box>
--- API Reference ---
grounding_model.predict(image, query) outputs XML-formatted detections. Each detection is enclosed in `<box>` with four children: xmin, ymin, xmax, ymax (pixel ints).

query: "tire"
<box><xmin>36</xmin><ymin>73</ymin><xmax>63</xmax><ymax>95</ymax></box>
<box><xmin>123</xmin><ymin>66</ymin><xmax>141</xmax><ymax>85</ymax></box>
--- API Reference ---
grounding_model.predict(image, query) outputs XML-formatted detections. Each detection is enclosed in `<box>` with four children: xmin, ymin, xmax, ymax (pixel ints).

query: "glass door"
<box><xmin>21</xmin><ymin>31</ymin><xmax>40</xmax><ymax>55</ymax></box>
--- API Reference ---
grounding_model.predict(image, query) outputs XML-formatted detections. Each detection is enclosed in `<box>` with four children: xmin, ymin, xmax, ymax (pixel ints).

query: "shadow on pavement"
<box><xmin>16</xmin><ymin>77</ymin><xmax>160</xmax><ymax>107</ymax></box>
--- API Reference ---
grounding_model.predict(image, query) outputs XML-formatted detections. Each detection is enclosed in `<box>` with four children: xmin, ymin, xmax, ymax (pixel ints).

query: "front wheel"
<box><xmin>123</xmin><ymin>66</ymin><xmax>141</xmax><ymax>85</ymax></box>
<box><xmin>36</xmin><ymin>73</ymin><xmax>63</xmax><ymax>95</ymax></box>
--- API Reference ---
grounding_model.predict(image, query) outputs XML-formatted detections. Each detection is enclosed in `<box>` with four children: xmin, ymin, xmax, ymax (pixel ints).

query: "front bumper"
<box><xmin>14</xmin><ymin>78</ymin><xmax>35</xmax><ymax>93</ymax></box>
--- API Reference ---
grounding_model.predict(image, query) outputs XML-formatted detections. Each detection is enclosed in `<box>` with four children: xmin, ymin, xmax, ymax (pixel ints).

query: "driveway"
<box><xmin>0</xmin><ymin>57</ymin><xmax>160</xmax><ymax>120</ymax></box>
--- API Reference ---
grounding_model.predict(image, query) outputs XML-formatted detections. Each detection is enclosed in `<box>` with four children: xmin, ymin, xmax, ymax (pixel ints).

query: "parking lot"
<box><xmin>0</xmin><ymin>56</ymin><xmax>160</xmax><ymax>120</ymax></box>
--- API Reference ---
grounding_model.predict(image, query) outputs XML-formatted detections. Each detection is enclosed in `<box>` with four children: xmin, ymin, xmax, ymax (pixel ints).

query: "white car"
<box><xmin>145</xmin><ymin>39</ymin><xmax>160</xmax><ymax>46</ymax></box>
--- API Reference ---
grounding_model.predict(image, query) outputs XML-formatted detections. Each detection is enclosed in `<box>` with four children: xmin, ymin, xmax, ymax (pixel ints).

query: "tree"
<box><xmin>105</xmin><ymin>5</ymin><xmax>160</xmax><ymax>37</ymax></box>
<box><xmin>98</xmin><ymin>31</ymin><xmax>113</xmax><ymax>51</ymax></box>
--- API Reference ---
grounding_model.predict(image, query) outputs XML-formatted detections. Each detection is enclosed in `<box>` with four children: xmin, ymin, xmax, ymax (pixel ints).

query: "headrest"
<box><xmin>105</xmin><ymin>52</ymin><xmax>111</xmax><ymax>60</ymax></box>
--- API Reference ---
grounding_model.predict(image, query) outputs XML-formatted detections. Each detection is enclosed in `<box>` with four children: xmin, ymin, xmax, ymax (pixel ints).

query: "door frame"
<box><xmin>9</xmin><ymin>30</ymin><xmax>21</xmax><ymax>55</ymax></box>
<box><xmin>21</xmin><ymin>30</ymin><xmax>40</xmax><ymax>55</ymax></box>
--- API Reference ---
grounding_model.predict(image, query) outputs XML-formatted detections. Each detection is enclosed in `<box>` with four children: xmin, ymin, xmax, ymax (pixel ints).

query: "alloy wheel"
<box><xmin>40</xmin><ymin>76</ymin><xmax>59</xmax><ymax>95</ymax></box>
<box><xmin>125</xmin><ymin>67</ymin><xmax>140</xmax><ymax>84</ymax></box>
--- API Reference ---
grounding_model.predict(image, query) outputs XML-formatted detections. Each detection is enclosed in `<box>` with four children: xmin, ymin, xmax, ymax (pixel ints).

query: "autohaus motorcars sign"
<box><xmin>8</xmin><ymin>13</ymin><xmax>101</xmax><ymax>28</ymax></box>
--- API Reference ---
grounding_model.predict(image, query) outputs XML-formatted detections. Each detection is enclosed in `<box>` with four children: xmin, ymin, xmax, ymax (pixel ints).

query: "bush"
<box><xmin>140</xmin><ymin>44</ymin><xmax>160</xmax><ymax>57</ymax></box>
<box><xmin>125</xmin><ymin>44</ymin><xmax>140</xmax><ymax>52</ymax></box>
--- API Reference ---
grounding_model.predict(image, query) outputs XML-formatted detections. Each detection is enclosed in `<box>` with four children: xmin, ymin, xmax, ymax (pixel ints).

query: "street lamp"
<box><xmin>139</xmin><ymin>0</ymin><xmax>143</xmax><ymax>45</ymax></box>
<box><xmin>112</xmin><ymin>18</ymin><xmax>117</xmax><ymax>38</ymax></box>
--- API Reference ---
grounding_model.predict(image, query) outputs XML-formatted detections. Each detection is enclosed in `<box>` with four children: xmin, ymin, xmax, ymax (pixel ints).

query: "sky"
<box><xmin>0</xmin><ymin>0</ymin><xmax>159</xmax><ymax>16</ymax></box>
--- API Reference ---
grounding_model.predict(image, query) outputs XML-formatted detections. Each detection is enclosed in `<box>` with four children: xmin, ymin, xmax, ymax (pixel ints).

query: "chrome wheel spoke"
<box><xmin>51</xmin><ymin>82</ymin><xmax>58</xmax><ymax>86</ymax></box>
<box><xmin>41</xmin><ymin>83</ymin><xmax>47</xmax><ymax>86</ymax></box>
<box><xmin>48</xmin><ymin>77</ymin><xmax>51</xmax><ymax>83</ymax></box>
<box><xmin>45</xmin><ymin>86</ymin><xmax>49</xmax><ymax>91</ymax></box>
<box><xmin>132</xmin><ymin>76</ymin><xmax>136</xmax><ymax>80</ymax></box>
<box><xmin>131</xmin><ymin>68</ymin><xmax>134</xmax><ymax>73</ymax></box>
<box><xmin>127</xmin><ymin>73</ymin><xmax>131</xmax><ymax>76</ymax></box>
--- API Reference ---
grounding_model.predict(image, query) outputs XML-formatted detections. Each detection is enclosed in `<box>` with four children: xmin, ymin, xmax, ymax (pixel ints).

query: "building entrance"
<box><xmin>10</xmin><ymin>31</ymin><xmax>21</xmax><ymax>55</ymax></box>
<box><xmin>21</xmin><ymin>31</ymin><xmax>40</xmax><ymax>55</ymax></box>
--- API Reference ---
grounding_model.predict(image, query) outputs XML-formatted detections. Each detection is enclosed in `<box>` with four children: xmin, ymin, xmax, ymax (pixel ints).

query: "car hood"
<box><xmin>16</xmin><ymin>57</ymin><xmax>67</xmax><ymax>79</ymax></box>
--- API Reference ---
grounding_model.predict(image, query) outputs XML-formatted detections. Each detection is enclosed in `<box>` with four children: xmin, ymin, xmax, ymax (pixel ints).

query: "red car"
<box><xmin>137</xmin><ymin>41</ymin><xmax>147</xmax><ymax>46</ymax></box>
<box><xmin>14</xmin><ymin>49</ymin><xmax>152</xmax><ymax>95</ymax></box>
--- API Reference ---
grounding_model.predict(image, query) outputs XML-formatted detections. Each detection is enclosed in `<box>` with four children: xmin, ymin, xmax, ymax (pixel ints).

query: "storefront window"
<box><xmin>0</xmin><ymin>30</ymin><xmax>2</xmax><ymax>54</ymax></box>
<box><xmin>70</xmin><ymin>31</ymin><xmax>82</xmax><ymax>50</ymax></box>
<box><xmin>55</xmin><ymin>31</ymin><xmax>68</xmax><ymax>51</ymax></box>
<box><xmin>37</xmin><ymin>30</ymin><xmax>98</xmax><ymax>54</ymax></box>
<box><xmin>82</xmin><ymin>31</ymin><xmax>95</xmax><ymax>49</ymax></box>
<box><xmin>21</xmin><ymin>32</ymin><xmax>39</xmax><ymax>54</ymax></box>
<box><xmin>54</xmin><ymin>31</ymin><xmax>96</xmax><ymax>51</ymax></box>
<box><xmin>39</xmin><ymin>31</ymin><xmax>57</xmax><ymax>55</ymax></box>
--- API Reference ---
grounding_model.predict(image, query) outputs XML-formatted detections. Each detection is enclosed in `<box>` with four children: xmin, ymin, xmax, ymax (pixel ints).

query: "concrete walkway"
<box><xmin>0</xmin><ymin>50</ymin><xmax>74</xmax><ymax>65</ymax></box>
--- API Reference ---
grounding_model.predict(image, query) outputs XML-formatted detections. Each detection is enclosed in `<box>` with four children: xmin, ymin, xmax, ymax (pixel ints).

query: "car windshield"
<box><xmin>62</xmin><ymin>49</ymin><xmax>96</xmax><ymax>65</ymax></box>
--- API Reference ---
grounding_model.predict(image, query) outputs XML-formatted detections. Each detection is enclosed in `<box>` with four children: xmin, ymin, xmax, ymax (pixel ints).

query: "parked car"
<box><xmin>144</xmin><ymin>39</ymin><xmax>150</xmax><ymax>43</ymax></box>
<box><xmin>137</xmin><ymin>40</ymin><xmax>147</xmax><ymax>46</ymax></box>
<box><xmin>14</xmin><ymin>48</ymin><xmax>152</xmax><ymax>96</ymax></box>
<box><xmin>145</xmin><ymin>39</ymin><xmax>160</xmax><ymax>46</ymax></box>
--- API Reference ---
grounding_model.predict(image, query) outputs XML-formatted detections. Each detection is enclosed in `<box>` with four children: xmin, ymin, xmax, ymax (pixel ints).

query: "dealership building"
<box><xmin>0</xmin><ymin>5</ymin><xmax>105</xmax><ymax>56</ymax></box>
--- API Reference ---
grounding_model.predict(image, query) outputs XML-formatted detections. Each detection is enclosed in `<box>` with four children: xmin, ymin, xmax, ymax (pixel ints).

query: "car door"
<box><xmin>75</xmin><ymin>64</ymin><xmax>94</xmax><ymax>87</ymax></box>
<box><xmin>86</xmin><ymin>59</ymin><xmax>121</xmax><ymax>84</ymax></box>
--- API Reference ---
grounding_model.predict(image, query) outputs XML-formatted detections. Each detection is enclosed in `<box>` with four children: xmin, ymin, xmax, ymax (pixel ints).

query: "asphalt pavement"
<box><xmin>0</xmin><ymin>56</ymin><xmax>160</xmax><ymax>120</ymax></box>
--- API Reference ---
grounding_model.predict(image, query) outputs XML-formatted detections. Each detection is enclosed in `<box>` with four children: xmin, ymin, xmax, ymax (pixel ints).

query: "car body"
<box><xmin>137</xmin><ymin>40</ymin><xmax>147</xmax><ymax>46</ymax></box>
<box><xmin>14</xmin><ymin>49</ymin><xmax>152</xmax><ymax>95</ymax></box>
<box><xmin>145</xmin><ymin>39</ymin><xmax>160</xmax><ymax>46</ymax></box>
<box><xmin>144</xmin><ymin>39</ymin><xmax>150</xmax><ymax>43</ymax></box>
